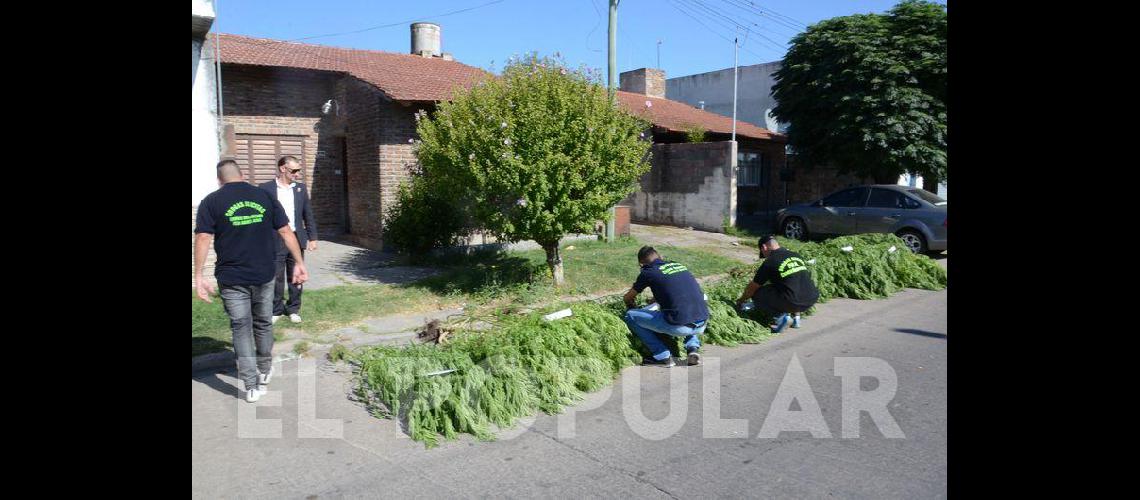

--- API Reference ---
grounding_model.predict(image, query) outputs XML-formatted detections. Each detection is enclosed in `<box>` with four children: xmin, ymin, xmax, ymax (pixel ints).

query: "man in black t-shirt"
<box><xmin>735</xmin><ymin>235</ymin><xmax>820</xmax><ymax>333</ymax></box>
<box><xmin>194</xmin><ymin>160</ymin><xmax>310</xmax><ymax>403</ymax></box>
<box><xmin>623</xmin><ymin>246</ymin><xmax>710</xmax><ymax>367</ymax></box>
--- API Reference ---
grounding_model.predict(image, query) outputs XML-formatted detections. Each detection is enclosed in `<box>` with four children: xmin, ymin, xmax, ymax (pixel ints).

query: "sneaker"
<box><xmin>289</xmin><ymin>313</ymin><xmax>302</xmax><ymax>324</ymax></box>
<box><xmin>245</xmin><ymin>387</ymin><xmax>261</xmax><ymax>403</ymax></box>
<box><xmin>686</xmin><ymin>349</ymin><xmax>701</xmax><ymax>366</ymax></box>
<box><xmin>259</xmin><ymin>365</ymin><xmax>275</xmax><ymax>386</ymax></box>
<box><xmin>271</xmin><ymin>315</ymin><xmax>282</xmax><ymax>325</ymax></box>
<box><xmin>642</xmin><ymin>356</ymin><xmax>676</xmax><ymax>368</ymax></box>
<box><xmin>257</xmin><ymin>384</ymin><xmax>268</xmax><ymax>396</ymax></box>
<box><xmin>771</xmin><ymin>313</ymin><xmax>791</xmax><ymax>334</ymax></box>
<box><xmin>792</xmin><ymin>314</ymin><xmax>802</xmax><ymax>329</ymax></box>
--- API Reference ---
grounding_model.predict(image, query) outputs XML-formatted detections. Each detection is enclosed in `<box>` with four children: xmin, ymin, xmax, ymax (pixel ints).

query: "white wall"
<box><xmin>666</xmin><ymin>61</ymin><xmax>787</xmax><ymax>133</ymax></box>
<box><xmin>192</xmin><ymin>37</ymin><xmax>220</xmax><ymax>206</ymax></box>
<box><xmin>898</xmin><ymin>173</ymin><xmax>948</xmax><ymax>200</ymax></box>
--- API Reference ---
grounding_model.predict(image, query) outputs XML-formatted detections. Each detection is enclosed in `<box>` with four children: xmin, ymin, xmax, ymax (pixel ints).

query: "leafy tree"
<box><xmin>771</xmin><ymin>0</ymin><xmax>946</xmax><ymax>184</ymax></box>
<box><xmin>412</xmin><ymin>54</ymin><xmax>652</xmax><ymax>285</ymax></box>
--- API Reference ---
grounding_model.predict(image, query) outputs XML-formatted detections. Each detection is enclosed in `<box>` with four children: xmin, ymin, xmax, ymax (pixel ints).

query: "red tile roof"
<box><xmin>216</xmin><ymin>33</ymin><xmax>490</xmax><ymax>102</ymax></box>
<box><xmin>616</xmin><ymin>91</ymin><xmax>784</xmax><ymax>142</ymax></box>
<box><xmin>216</xmin><ymin>33</ymin><xmax>782</xmax><ymax>141</ymax></box>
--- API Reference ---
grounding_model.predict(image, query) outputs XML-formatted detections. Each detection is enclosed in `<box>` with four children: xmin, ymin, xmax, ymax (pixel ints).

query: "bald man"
<box><xmin>194</xmin><ymin>160</ymin><xmax>309</xmax><ymax>403</ymax></box>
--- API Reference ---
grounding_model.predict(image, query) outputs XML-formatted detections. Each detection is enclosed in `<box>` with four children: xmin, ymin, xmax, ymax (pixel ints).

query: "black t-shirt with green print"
<box><xmin>195</xmin><ymin>182</ymin><xmax>290</xmax><ymax>286</ymax></box>
<box><xmin>753</xmin><ymin>247</ymin><xmax>820</xmax><ymax>308</ymax></box>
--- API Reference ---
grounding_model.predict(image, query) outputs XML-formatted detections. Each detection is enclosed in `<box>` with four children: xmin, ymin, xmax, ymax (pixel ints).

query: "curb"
<box><xmin>191</xmin><ymin>331</ymin><xmax>418</xmax><ymax>374</ymax></box>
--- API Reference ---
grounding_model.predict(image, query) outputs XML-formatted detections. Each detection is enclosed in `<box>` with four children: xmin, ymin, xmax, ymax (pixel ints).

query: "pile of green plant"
<box><xmin>353</xmin><ymin>302</ymin><xmax>641</xmax><ymax>448</ymax></box>
<box><xmin>353</xmin><ymin>233</ymin><xmax>946</xmax><ymax>447</ymax></box>
<box><xmin>780</xmin><ymin>234</ymin><xmax>947</xmax><ymax>301</ymax></box>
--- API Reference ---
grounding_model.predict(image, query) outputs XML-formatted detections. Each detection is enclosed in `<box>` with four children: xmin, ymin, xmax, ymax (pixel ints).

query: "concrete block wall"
<box><xmin>620</xmin><ymin>68</ymin><xmax>666</xmax><ymax>98</ymax></box>
<box><xmin>626</xmin><ymin>141</ymin><xmax>737</xmax><ymax>232</ymax></box>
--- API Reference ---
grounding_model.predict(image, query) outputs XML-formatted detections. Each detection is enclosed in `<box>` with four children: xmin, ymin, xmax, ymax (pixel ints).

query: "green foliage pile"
<box><xmin>354</xmin><ymin>233</ymin><xmax>945</xmax><ymax>447</ymax></box>
<box><xmin>780</xmin><ymin>234</ymin><xmax>947</xmax><ymax>301</ymax></box>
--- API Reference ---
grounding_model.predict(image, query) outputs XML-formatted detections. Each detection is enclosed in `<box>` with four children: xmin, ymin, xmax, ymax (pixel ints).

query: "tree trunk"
<box><xmin>542</xmin><ymin>242</ymin><xmax>565</xmax><ymax>287</ymax></box>
<box><xmin>923</xmin><ymin>173</ymin><xmax>940</xmax><ymax>193</ymax></box>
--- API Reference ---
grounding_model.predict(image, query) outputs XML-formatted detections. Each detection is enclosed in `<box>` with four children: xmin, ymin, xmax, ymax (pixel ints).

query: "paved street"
<box><xmin>193</xmin><ymin>286</ymin><xmax>946</xmax><ymax>499</ymax></box>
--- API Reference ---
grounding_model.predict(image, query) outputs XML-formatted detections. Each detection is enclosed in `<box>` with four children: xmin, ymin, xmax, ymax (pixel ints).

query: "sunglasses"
<box><xmin>289</xmin><ymin>168</ymin><xmax>302</xmax><ymax>174</ymax></box>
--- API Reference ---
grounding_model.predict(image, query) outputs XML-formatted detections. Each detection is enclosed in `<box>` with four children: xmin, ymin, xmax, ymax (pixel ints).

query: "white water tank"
<box><xmin>410</xmin><ymin>22</ymin><xmax>441</xmax><ymax>57</ymax></box>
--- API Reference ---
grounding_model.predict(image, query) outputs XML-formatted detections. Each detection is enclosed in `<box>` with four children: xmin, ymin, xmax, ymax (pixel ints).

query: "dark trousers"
<box><xmin>754</xmin><ymin>286</ymin><xmax>813</xmax><ymax>315</ymax></box>
<box><xmin>273</xmin><ymin>243</ymin><xmax>304</xmax><ymax>316</ymax></box>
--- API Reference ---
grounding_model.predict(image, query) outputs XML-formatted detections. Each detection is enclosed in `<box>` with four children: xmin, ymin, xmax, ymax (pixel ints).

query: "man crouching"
<box><xmin>623</xmin><ymin>246</ymin><xmax>709</xmax><ymax>367</ymax></box>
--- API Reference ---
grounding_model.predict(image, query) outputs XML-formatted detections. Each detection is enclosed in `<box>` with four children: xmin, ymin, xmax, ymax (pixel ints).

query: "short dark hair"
<box><xmin>758</xmin><ymin>235</ymin><xmax>777</xmax><ymax>247</ymax></box>
<box><xmin>277</xmin><ymin>155</ymin><xmax>300</xmax><ymax>167</ymax></box>
<box><xmin>637</xmin><ymin>246</ymin><xmax>659</xmax><ymax>263</ymax></box>
<box><xmin>216</xmin><ymin>159</ymin><xmax>242</xmax><ymax>181</ymax></box>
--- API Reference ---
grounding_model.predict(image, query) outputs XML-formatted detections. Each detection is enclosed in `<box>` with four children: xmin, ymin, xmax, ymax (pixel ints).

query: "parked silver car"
<box><xmin>775</xmin><ymin>185</ymin><xmax>947</xmax><ymax>254</ymax></box>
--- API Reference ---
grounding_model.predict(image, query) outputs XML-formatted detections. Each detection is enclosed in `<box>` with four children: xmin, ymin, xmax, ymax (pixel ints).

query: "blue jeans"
<box><xmin>220</xmin><ymin>280</ymin><xmax>276</xmax><ymax>390</ymax></box>
<box><xmin>623</xmin><ymin>307</ymin><xmax>706</xmax><ymax>361</ymax></box>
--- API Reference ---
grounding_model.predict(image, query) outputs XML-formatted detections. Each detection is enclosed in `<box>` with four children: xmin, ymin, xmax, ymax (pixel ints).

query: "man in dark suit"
<box><xmin>259</xmin><ymin>155</ymin><xmax>318</xmax><ymax>324</ymax></box>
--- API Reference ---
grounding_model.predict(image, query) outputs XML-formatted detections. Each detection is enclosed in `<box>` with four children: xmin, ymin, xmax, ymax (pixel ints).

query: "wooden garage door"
<box><xmin>233</xmin><ymin>135</ymin><xmax>306</xmax><ymax>185</ymax></box>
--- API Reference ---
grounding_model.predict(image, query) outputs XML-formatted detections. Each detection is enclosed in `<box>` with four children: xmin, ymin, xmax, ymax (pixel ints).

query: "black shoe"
<box><xmin>686</xmin><ymin>349</ymin><xmax>701</xmax><ymax>366</ymax></box>
<box><xmin>642</xmin><ymin>356</ymin><xmax>676</xmax><ymax>368</ymax></box>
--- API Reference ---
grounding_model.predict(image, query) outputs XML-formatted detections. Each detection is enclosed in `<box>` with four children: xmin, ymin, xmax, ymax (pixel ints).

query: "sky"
<box><xmin>215</xmin><ymin>0</ymin><xmax>945</xmax><ymax>79</ymax></box>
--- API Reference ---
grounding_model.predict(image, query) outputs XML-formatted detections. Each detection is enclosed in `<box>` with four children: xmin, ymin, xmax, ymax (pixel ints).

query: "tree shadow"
<box><xmin>192</xmin><ymin>336</ymin><xmax>232</xmax><ymax>358</ymax></box>
<box><xmin>400</xmin><ymin>248</ymin><xmax>543</xmax><ymax>296</ymax></box>
<box><xmin>325</xmin><ymin>246</ymin><xmax>442</xmax><ymax>285</ymax></box>
<box><xmin>893</xmin><ymin>328</ymin><xmax>947</xmax><ymax>339</ymax></box>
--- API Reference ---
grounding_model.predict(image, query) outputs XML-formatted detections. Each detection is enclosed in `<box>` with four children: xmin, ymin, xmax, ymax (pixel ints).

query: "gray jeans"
<box><xmin>220</xmin><ymin>280</ymin><xmax>275</xmax><ymax>390</ymax></box>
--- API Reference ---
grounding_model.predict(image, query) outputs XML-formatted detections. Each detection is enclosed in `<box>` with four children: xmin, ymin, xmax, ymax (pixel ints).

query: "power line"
<box><xmin>235</xmin><ymin>0</ymin><xmax>508</xmax><ymax>50</ymax></box>
<box><xmin>665</xmin><ymin>0</ymin><xmax>770</xmax><ymax>61</ymax></box>
<box><xmin>715</xmin><ymin>0</ymin><xmax>804</xmax><ymax>36</ymax></box>
<box><xmin>211</xmin><ymin>0</ymin><xmax>511</xmax><ymax>78</ymax></box>
<box><xmin>585</xmin><ymin>0</ymin><xmax>604</xmax><ymax>53</ymax></box>
<box><xmin>684</xmin><ymin>0</ymin><xmax>788</xmax><ymax>52</ymax></box>
<box><xmin>289</xmin><ymin>0</ymin><xmax>507</xmax><ymax>43</ymax></box>
<box><xmin>674</xmin><ymin>0</ymin><xmax>785</xmax><ymax>55</ymax></box>
<box><xmin>723</xmin><ymin>0</ymin><xmax>808</xmax><ymax>29</ymax></box>
<box><xmin>740</xmin><ymin>0</ymin><xmax>808</xmax><ymax>27</ymax></box>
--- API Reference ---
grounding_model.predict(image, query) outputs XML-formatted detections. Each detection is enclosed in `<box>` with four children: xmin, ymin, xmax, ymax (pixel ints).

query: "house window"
<box><xmin>737</xmin><ymin>152</ymin><xmax>764</xmax><ymax>187</ymax></box>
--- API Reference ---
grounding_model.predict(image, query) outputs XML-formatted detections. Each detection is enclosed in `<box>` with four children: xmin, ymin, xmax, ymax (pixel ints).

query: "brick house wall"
<box><xmin>341</xmin><ymin>78</ymin><xmax>385</xmax><ymax>249</ymax></box>
<box><xmin>220</xmin><ymin>64</ymin><xmax>346</xmax><ymax>236</ymax></box>
<box><xmin>783</xmin><ymin>157</ymin><xmax>875</xmax><ymax>205</ymax></box>
<box><xmin>736</xmin><ymin>137</ymin><xmax>787</xmax><ymax>215</ymax></box>
<box><xmin>376</xmin><ymin>99</ymin><xmax>422</xmax><ymax>246</ymax></box>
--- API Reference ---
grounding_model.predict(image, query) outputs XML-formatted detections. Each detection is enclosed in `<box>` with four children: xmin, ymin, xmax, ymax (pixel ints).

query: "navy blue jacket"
<box><xmin>258</xmin><ymin>180</ymin><xmax>318</xmax><ymax>248</ymax></box>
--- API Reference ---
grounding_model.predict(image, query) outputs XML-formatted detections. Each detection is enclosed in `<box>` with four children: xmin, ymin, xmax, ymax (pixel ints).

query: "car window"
<box><xmin>867</xmin><ymin>188</ymin><xmax>908</xmax><ymax>209</ymax></box>
<box><xmin>907</xmin><ymin>188</ymin><xmax>946</xmax><ymax>206</ymax></box>
<box><xmin>902</xmin><ymin>195</ymin><xmax>922</xmax><ymax>209</ymax></box>
<box><xmin>822</xmin><ymin>187</ymin><xmax>869</xmax><ymax>207</ymax></box>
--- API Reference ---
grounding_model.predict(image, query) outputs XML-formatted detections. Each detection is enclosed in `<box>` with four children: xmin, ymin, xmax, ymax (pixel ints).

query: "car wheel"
<box><xmin>782</xmin><ymin>217</ymin><xmax>808</xmax><ymax>241</ymax></box>
<box><xmin>897</xmin><ymin>229</ymin><xmax>927</xmax><ymax>254</ymax></box>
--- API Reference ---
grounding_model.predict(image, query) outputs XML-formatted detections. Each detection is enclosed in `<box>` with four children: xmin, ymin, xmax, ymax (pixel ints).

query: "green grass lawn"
<box><xmin>192</xmin><ymin>237</ymin><xmax>743</xmax><ymax>357</ymax></box>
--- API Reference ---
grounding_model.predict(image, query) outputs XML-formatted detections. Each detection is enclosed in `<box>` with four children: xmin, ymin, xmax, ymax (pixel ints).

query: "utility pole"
<box><xmin>657</xmin><ymin>39</ymin><xmax>662</xmax><ymax>68</ymax></box>
<box><xmin>732</xmin><ymin>33</ymin><xmax>738</xmax><ymax>142</ymax></box>
<box><xmin>608</xmin><ymin>0</ymin><xmax>618</xmax><ymax>98</ymax></box>
<box><xmin>605</xmin><ymin>0</ymin><xmax>618</xmax><ymax>242</ymax></box>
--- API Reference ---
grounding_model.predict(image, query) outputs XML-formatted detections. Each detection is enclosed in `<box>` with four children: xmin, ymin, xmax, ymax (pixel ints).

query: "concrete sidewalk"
<box><xmin>193</xmin><ymin>285</ymin><xmax>947</xmax><ymax>498</ymax></box>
